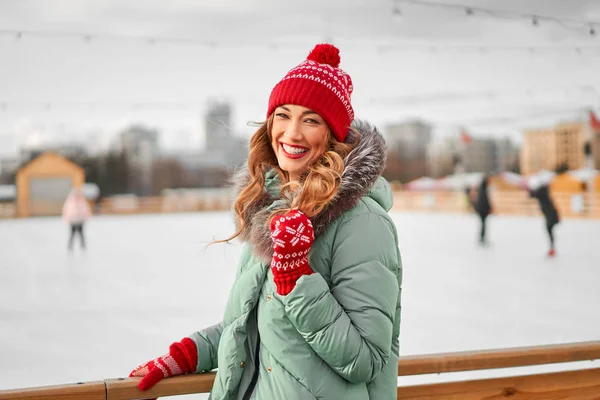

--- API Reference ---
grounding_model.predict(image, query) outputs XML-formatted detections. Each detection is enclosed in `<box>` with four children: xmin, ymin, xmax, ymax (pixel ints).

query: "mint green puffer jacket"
<box><xmin>189</xmin><ymin>121</ymin><xmax>402</xmax><ymax>399</ymax></box>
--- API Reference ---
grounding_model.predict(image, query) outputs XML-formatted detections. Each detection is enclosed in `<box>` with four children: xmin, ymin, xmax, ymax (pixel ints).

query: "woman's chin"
<box><xmin>280</xmin><ymin>161</ymin><xmax>306</xmax><ymax>175</ymax></box>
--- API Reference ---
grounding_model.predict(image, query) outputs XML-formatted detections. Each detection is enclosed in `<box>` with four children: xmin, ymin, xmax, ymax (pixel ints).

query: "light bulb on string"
<box><xmin>531</xmin><ymin>16</ymin><xmax>539</xmax><ymax>26</ymax></box>
<box><xmin>392</xmin><ymin>1</ymin><xmax>403</xmax><ymax>21</ymax></box>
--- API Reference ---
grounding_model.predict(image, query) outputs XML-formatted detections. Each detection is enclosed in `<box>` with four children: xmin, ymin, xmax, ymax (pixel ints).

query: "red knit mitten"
<box><xmin>130</xmin><ymin>337</ymin><xmax>198</xmax><ymax>392</ymax></box>
<box><xmin>270</xmin><ymin>210</ymin><xmax>315</xmax><ymax>296</ymax></box>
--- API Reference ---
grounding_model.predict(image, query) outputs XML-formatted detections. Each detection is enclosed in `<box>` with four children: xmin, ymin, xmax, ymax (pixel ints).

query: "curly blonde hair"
<box><xmin>226</xmin><ymin>114</ymin><xmax>359</xmax><ymax>242</ymax></box>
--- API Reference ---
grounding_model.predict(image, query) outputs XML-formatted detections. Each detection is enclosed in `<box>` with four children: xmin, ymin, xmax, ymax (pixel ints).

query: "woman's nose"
<box><xmin>284</xmin><ymin>121</ymin><xmax>303</xmax><ymax>141</ymax></box>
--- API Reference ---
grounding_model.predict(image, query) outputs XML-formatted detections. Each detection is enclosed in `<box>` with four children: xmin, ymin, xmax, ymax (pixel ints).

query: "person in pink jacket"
<box><xmin>62</xmin><ymin>187</ymin><xmax>92</xmax><ymax>251</ymax></box>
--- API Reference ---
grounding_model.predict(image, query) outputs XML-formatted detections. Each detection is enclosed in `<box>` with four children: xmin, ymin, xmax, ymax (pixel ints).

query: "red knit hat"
<box><xmin>267</xmin><ymin>44</ymin><xmax>354</xmax><ymax>143</ymax></box>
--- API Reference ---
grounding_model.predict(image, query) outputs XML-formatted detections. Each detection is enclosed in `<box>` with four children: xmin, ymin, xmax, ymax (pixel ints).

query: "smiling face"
<box><xmin>270</xmin><ymin>104</ymin><xmax>330</xmax><ymax>182</ymax></box>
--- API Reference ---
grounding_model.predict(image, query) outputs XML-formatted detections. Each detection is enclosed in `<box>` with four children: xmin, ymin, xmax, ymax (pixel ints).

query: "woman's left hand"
<box><xmin>129</xmin><ymin>338</ymin><xmax>197</xmax><ymax>393</ymax></box>
<box><xmin>270</xmin><ymin>210</ymin><xmax>315</xmax><ymax>296</ymax></box>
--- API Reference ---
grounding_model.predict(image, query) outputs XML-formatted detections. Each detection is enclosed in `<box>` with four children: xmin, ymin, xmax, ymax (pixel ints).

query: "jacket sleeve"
<box><xmin>189</xmin><ymin>322</ymin><xmax>223</xmax><ymax>372</ymax></box>
<box><xmin>281</xmin><ymin>212</ymin><xmax>401</xmax><ymax>383</ymax></box>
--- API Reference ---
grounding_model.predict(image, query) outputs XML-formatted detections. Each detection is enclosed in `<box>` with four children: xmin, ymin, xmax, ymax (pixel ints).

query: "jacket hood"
<box><xmin>230</xmin><ymin>119</ymin><xmax>389</xmax><ymax>262</ymax></box>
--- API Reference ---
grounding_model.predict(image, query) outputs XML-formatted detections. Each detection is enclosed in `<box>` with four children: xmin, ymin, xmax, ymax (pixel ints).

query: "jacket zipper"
<box><xmin>241</xmin><ymin>334</ymin><xmax>261</xmax><ymax>400</ymax></box>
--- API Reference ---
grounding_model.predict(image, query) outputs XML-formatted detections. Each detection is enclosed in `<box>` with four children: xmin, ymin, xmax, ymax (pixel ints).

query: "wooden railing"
<box><xmin>1</xmin><ymin>191</ymin><xmax>599</xmax><ymax>219</ymax></box>
<box><xmin>96</xmin><ymin>193</ymin><xmax>232</xmax><ymax>215</ymax></box>
<box><xmin>2</xmin><ymin>341</ymin><xmax>599</xmax><ymax>399</ymax></box>
<box><xmin>394</xmin><ymin>191</ymin><xmax>600</xmax><ymax>219</ymax></box>
<box><xmin>0</xmin><ymin>202</ymin><xmax>15</xmax><ymax>218</ymax></box>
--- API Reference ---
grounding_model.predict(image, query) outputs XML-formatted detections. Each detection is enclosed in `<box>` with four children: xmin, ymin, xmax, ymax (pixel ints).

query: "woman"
<box><xmin>529</xmin><ymin>184</ymin><xmax>560</xmax><ymax>257</ymax></box>
<box><xmin>130</xmin><ymin>44</ymin><xmax>402</xmax><ymax>399</ymax></box>
<box><xmin>61</xmin><ymin>186</ymin><xmax>92</xmax><ymax>251</ymax></box>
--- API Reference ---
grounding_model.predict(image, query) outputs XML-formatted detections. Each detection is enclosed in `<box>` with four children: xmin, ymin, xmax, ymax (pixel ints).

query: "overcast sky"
<box><xmin>1</xmin><ymin>0</ymin><xmax>600</xmax><ymax>157</ymax></box>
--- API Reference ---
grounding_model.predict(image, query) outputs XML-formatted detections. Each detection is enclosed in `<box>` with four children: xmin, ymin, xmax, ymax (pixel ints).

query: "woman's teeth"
<box><xmin>282</xmin><ymin>144</ymin><xmax>308</xmax><ymax>154</ymax></box>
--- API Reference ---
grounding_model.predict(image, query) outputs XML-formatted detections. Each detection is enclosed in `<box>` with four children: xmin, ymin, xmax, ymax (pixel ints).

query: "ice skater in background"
<box><xmin>61</xmin><ymin>187</ymin><xmax>92</xmax><ymax>251</ymax></box>
<box><xmin>528</xmin><ymin>184</ymin><xmax>560</xmax><ymax>257</ymax></box>
<box><xmin>474</xmin><ymin>175</ymin><xmax>493</xmax><ymax>245</ymax></box>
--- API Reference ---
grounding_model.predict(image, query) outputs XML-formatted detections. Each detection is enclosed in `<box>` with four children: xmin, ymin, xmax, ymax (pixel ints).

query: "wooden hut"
<box><xmin>16</xmin><ymin>152</ymin><xmax>85</xmax><ymax>217</ymax></box>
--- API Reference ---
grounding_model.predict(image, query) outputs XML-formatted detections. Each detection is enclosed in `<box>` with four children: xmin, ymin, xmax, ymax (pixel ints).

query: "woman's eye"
<box><xmin>305</xmin><ymin>118</ymin><xmax>319</xmax><ymax>124</ymax></box>
<box><xmin>275</xmin><ymin>113</ymin><xmax>289</xmax><ymax>119</ymax></box>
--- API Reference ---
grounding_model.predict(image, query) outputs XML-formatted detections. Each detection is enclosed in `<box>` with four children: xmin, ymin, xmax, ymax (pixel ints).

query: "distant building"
<box><xmin>203</xmin><ymin>100</ymin><xmax>247</xmax><ymax>167</ymax></box>
<box><xmin>383</xmin><ymin>120</ymin><xmax>433</xmax><ymax>182</ymax></box>
<box><xmin>118</xmin><ymin>125</ymin><xmax>160</xmax><ymax>196</ymax></box>
<box><xmin>0</xmin><ymin>157</ymin><xmax>20</xmax><ymax>180</ymax></box>
<box><xmin>426</xmin><ymin>136</ymin><xmax>518</xmax><ymax>178</ymax></box>
<box><xmin>152</xmin><ymin>101</ymin><xmax>249</xmax><ymax>189</ymax></box>
<box><xmin>205</xmin><ymin>101</ymin><xmax>233</xmax><ymax>153</ymax></box>
<box><xmin>426</xmin><ymin>138</ymin><xmax>455</xmax><ymax>179</ymax></box>
<box><xmin>384</xmin><ymin>120</ymin><xmax>432</xmax><ymax>155</ymax></box>
<box><xmin>494</xmin><ymin>138</ymin><xmax>520</xmax><ymax>173</ymax></box>
<box><xmin>520</xmin><ymin>122</ymin><xmax>586</xmax><ymax>175</ymax></box>
<box><xmin>119</xmin><ymin>125</ymin><xmax>160</xmax><ymax>160</ymax></box>
<box><xmin>459</xmin><ymin>138</ymin><xmax>496</xmax><ymax>174</ymax></box>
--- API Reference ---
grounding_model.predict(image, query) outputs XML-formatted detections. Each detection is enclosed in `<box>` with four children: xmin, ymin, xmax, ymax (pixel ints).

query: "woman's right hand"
<box><xmin>270</xmin><ymin>209</ymin><xmax>315</xmax><ymax>296</ymax></box>
<box><xmin>130</xmin><ymin>337</ymin><xmax>198</xmax><ymax>391</ymax></box>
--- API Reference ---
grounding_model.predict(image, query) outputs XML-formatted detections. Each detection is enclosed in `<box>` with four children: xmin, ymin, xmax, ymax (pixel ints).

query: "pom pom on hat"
<box><xmin>267</xmin><ymin>43</ymin><xmax>354</xmax><ymax>142</ymax></box>
<box><xmin>306</xmin><ymin>44</ymin><xmax>341</xmax><ymax>68</ymax></box>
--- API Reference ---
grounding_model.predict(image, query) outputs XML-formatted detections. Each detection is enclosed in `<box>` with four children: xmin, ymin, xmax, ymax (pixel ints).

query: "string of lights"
<box><xmin>0</xmin><ymin>107</ymin><xmax>588</xmax><ymax>130</ymax></box>
<box><xmin>393</xmin><ymin>0</ymin><xmax>599</xmax><ymax>36</ymax></box>
<box><xmin>455</xmin><ymin>107</ymin><xmax>588</xmax><ymax>126</ymax></box>
<box><xmin>0</xmin><ymin>101</ymin><xmax>204</xmax><ymax>112</ymax></box>
<box><xmin>0</xmin><ymin>100</ymin><xmax>592</xmax><ymax>132</ymax></box>
<box><xmin>0</xmin><ymin>29</ymin><xmax>308</xmax><ymax>50</ymax></box>
<box><xmin>2</xmin><ymin>27</ymin><xmax>600</xmax><ymax>55</ymax></box>
<box><xmin>0</xmin><ymin>85</ymin><xmax>595</xmax><ymax>112</ymax></box>
<box><xmin>369</xmin><ymin>85</ymin><xmax>598</xmax><ymax>105</ymax></box>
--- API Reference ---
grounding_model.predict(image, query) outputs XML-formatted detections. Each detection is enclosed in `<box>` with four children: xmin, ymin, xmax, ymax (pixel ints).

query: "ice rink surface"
<box><xmin>1</xmin><ymin>211</ymin><xmax>599</xmax><ymax>395</ymax></box>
